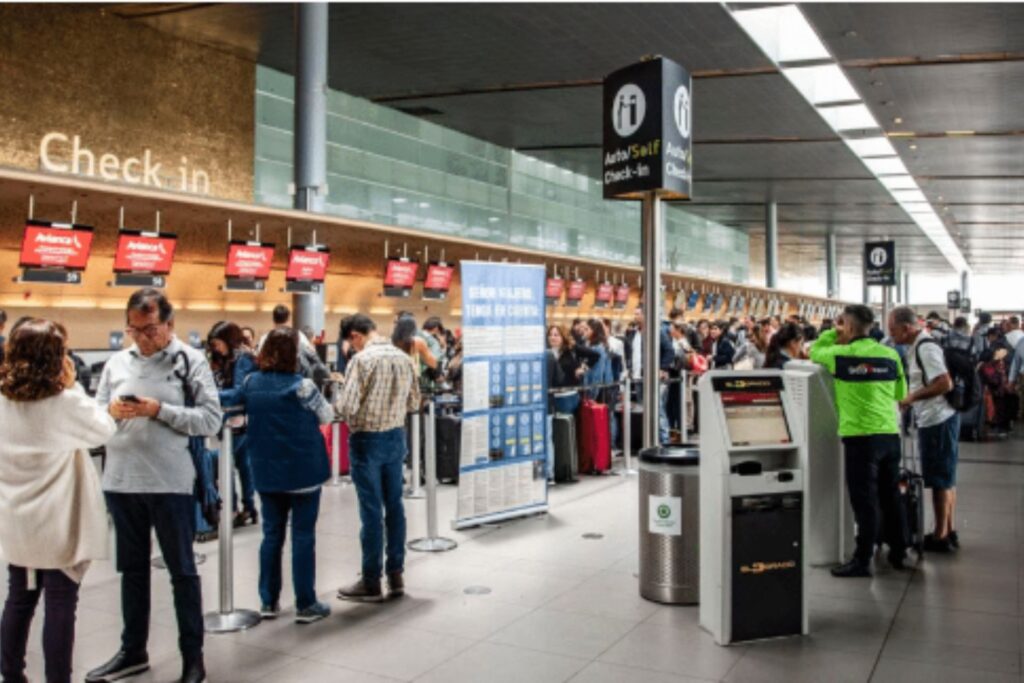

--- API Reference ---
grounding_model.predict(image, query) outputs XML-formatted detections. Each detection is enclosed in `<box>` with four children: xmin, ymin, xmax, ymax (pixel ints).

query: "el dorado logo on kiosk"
<box><xmin>740</xmin><ymin>560</ymin><xmax>797</xmax><ymax>575</ymax></box>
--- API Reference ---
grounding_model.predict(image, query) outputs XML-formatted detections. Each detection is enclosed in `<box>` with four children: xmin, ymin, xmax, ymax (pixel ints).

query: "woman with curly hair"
<box><xmin>0</xmin><ymin>319</ymin><xmax>116</xmax><ymax>683</ymax></box>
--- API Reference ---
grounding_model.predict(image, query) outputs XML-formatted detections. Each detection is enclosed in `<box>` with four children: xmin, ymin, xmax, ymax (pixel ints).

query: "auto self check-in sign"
<box><xmin>603</xmin><ymin>56</ymin><xmax>692</xmax><ymax>200</ymax></box>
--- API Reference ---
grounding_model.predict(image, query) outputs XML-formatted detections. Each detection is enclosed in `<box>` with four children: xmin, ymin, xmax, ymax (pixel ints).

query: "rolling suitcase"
<box><xmin>435</xmin><ymin>413</ymin><xmax>461</xmax><ymax>483</ymax></box>
<box><xmin>552</xmin><ymin>413</ymin><xmax>579</xmax><ymax>482</ymax></box>
<box><xmin>321</xmin><ymin>422</ymin><xmax>350</xmax><ymax>476</ymax></box>
<box><xmin>578</xmin><ymin>398</ymin><xmax>612</xmax><ymax>474</ymax></box>
<box><xmin>617</xmin><ymin>402</ymin><xmax>643</xmax><ymax>452</ymax></box>
<box><xmin>899</xmin><ymin>432</ymin><xmax>926</xmax><ymax>555</ymax></box>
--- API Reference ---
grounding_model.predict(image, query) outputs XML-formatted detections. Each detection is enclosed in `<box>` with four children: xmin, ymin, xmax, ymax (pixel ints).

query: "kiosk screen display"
<box><xmin>114</xmin><ymin>232</ymin><xmax>177</xmax><ymax>274</ymax></box>
<box><xmin>286</xmin><ymin>246</ymin><xmax>329</xmax><ymax>282</ymax></box>
<box><xmin>20</xmin><ymin>221</ymin><xmax>94</xmax><ymax>270</ymax></box>
<box><xmin>721</xmin><ymin>392</ymin><xmax>791</xmax><ymax>447</ymax></box>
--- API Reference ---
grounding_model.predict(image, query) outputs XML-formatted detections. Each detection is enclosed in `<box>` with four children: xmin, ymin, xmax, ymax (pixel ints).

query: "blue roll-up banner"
<box><xmin>454</xmin><ymin>261</ymin><xmax>549</xmax><ymax>529</ymax></box>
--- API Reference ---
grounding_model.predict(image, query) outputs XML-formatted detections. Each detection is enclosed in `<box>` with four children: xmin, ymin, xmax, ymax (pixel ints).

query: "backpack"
<box><xmin>915</xmin><ymin>337</ymin><xmax>980</xmax><ymax>412</ymax></box>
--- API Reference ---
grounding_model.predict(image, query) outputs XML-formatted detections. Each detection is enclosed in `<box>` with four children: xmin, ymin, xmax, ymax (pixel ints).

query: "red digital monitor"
<box><xmin>566</xmin><ymin>279</ymin><xmax>586</xmax><ymax>306</ymax></box>
<box><xmin>384</xmin><ymin>258</ymin><xmax>419</xmax><ymax>296</ymax></box>
<box><xmin>286</xmin><ymin>245</ymin><xmax>330</xmax><ymax>282</ymax></box>
<box><xmin>545</xmin><ymin>277</ymin><xmax>564</xmax><ymax>301</ymax></box>
<box><xmin>595</xmin><ymin>282</ymin><xmax>614</xmax><ymax>305</ymax></box>
<box><xmin>615</xmin><ymin>284</ymin><xmax>631</xmax><ymax>308</ymax></box>
<box><xmin>19</xmin><ymin>220</ymin><xmax>94</xmax><ymax>271</ymax></box>
<box><xmin>225</xmin><ymin>241</ymin><xmax>275</xmax><ymax>280</ymax></box>
<box><xmin>113</xmin><ymin>231</ymin><xmax>177</xmax><ymax>275</ymax></box>
<box><xmin>423</xmin><ymin>262</ymin><xmax>454</xmax><ymax>300</ymax></box>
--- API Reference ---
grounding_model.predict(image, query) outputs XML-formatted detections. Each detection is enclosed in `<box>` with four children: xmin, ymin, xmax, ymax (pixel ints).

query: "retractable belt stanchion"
<box><xmin>408</xmin><ymin>397</ymin><xmax>457</xmax><ymax>552</ymax></box>
<box><xmin>405</xmin><ymin>409</ymin><xmax>425</xmax><ymax>499</ymax></box>
<box><xmin>324</xmin><ymin>420</ymin><xmax>346</xmax><ymax>487</ymax></box>
<box><xmin>623</xmin><ymin>375</ymin><xmax>636</xmax><ymax>475</ymax></box>
<box><xmin>204</xmin><ymin>418</ymin><xmax>261</xmax><ymax>633</ymax></box>
<box><xmin>679</xmin><ymin>370</ymin><xmax>689</xmax><ymax>443</ymax></box>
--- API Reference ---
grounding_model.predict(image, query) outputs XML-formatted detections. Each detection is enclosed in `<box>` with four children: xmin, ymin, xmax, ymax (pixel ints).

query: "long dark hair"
<box><xmin>207</xmin><ymin>320</ymin><xmax>245</xmax><ymax>380</ymax></box>
<box><xmin>765</xmin><ymin>322</ymin><xmax>804</xmax><ymax>368</ymax></box>
<box><xmin>585</xmin><ymin>318</ymin><xmax>607</xmax><ymax>348</ymax></box>
<box><xmin>258</xmin><ymin>328</ymin><xmax>299</xmax><ymax>373</ymax></box>
<box><xmin>391</xmin><ymin>316</ymin><xmax>418</xmax><ymax>355</ymax></box>
<box><xmin>0</xmin><ymin>319</ymin><xmax>68</xmax><ymax>402</ymax></box>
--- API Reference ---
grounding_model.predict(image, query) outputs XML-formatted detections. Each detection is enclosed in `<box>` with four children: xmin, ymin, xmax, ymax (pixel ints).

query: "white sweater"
<box><xmin>0</xmin><ymin>384</ymin><xmax>116</xmax><ymax>580</ymax></box>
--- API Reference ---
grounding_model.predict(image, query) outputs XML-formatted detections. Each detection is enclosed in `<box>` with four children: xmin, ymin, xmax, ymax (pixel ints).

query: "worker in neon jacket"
<box><xmin>809</xmin><ymin>304</ymin><xmax>908</xmax><ymax>578</ymax></box>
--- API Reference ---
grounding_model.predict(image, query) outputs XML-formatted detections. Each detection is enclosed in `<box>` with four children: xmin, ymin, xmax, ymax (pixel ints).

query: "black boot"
<box><xmin>180</xmin><ymin>657</ymin><xmax>206</xmax><ymax>683</ymax></box>
<box><xmin>831</xmin><ymin>559</ymin><xmax>872</xmax><ymax>578</ymax></box>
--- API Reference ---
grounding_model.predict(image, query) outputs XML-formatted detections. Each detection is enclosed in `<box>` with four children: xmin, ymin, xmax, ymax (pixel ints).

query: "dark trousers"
<box><xmin>105</xmin><ymin>493</ymin><xmax>203</xmax><ymax>661</ymax></box>
<box><xmin>350</xmin><ymin>428</ymin><xmax>407</xmax><ymax>580</ymax></box>
<box><xmin>0</xmin><ymin>566</ymin><xmax>79</xmax><ymax>683</ymax></box>
<box><xmin>258</xmin><ymin>489</ymin><xmax>322</xmax><ymax>610</ymax></box>
<box><xmin>843</xmin><ymin>434</ymin><xmax>905</xmax><ymax>564</ymax></box>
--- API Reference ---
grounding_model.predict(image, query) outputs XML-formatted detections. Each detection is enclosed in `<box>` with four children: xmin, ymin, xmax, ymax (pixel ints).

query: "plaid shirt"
<box><xmin>336</xmin><ymin>337</ymin><xmax>420</xmax><ymax>433</ymax></box>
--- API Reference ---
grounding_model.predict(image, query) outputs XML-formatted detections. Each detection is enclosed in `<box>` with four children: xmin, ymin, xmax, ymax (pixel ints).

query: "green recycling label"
<box><xmin>649</xmin><ymin>495</ymin><xmax>682</xmax><ymax>536</ymax></box>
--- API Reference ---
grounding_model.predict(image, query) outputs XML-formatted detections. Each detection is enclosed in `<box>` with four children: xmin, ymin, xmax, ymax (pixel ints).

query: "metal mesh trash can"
<box><xmin>639</xmin><ymin>446</ymin><xmax>700</xmax><ymax>604</ymax></box>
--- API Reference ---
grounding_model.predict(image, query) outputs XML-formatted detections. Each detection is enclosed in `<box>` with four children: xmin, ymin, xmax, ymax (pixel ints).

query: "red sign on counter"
<box><xmin>595</xmin><ymin>282</ymin><xmax>614</xmax><ymax>304</ymax></box>
<box><xmin>225</xmin><ymin>241</ymin><xmax>275</xmax><ymax>279</ymax></box>
<box><xmin>19</xmin><ymin>221</ymin><xmax>94</xmax><ymax>270</ymax></box>
<box><xmin>113</xmin><ymin>232</ymin><xmax>177</xmax><ymax>274</ymax></box>
<box><xmin>615</xmin><ymin>284</ymin><xmax>631</xmax><ymax>303</ymax></box>
<box><xmin>545</xmin><ymin>277</ymin><xmax>564</xmax><ymax>300</ymax></box>
<box><xmin>286</xmin><ymin>246</ymin><xmax>330</xmax><ymax>282</ymax></box>
<box><xmin>566</xmin><ymin>279</ymin><xmax>586</xmax><ymax>302</ymax></box>
<box><xmin>384</xmin><ymin>259</ymin><xmax>419</xmax><ymax>288</ymax></box>
<box><xmin>424</xmin><ymin>263</ymin><xmax>454</xmax><ymax>291</ymax></box>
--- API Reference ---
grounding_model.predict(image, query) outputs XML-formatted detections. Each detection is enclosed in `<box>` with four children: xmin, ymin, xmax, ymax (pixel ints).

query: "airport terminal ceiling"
<box><xmin>106</xmin><ymin>2</ymin><xmax>1024</xmax><ymax>278</ymax></box>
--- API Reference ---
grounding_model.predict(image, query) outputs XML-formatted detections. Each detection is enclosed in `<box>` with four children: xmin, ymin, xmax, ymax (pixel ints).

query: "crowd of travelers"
<box><xmin>0</xmin><ymin>289</ymin><xmax>1015</xmax><ymax>682</ymax></box>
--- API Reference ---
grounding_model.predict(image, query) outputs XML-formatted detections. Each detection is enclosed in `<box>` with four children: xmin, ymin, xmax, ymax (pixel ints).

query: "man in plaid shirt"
<box><xmin>335</xmin><ymin>314</ymin><xmax>420</xmax><ymax>601</ymax></box>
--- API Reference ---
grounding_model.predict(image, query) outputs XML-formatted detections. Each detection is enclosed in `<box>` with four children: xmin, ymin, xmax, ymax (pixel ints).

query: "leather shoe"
<box><xmin>85</xmin><ymin>650</ymin><xmax>150</xmax><ymax>682</ymax></box>
<box><xmin>831</xmin><ymin>559</ymin><xmax>871</xmax><ymax>578</ymax></box>
<box><xmin>180</xmin><ymin>658</ymin><xmax>205</xmax><ymax>683</ymax></box>
<box><xmin>888</xmin><ymin>552</ymin><xmax>908</xmax><ymax>570</ymax></box>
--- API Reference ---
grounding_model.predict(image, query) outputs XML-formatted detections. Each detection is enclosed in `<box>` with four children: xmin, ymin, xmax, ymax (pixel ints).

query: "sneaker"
<box><xmin>260</xmin><ymin>603</ymin><xmax>280</xmax><ymax>619</ymax></box>
<box><xmin>295</xmin><ymin>601</ymin><xmax>331</xmax><ymax>624</ymax></box>
<box><xmin>923</xmin><ymin>534</ymin><xmax>953</xmax><ymax>553</ymax></box>
<box><xmin>830</xmin><ymin>559</ymin><xmax>872</xmax><ymax>578</ymax></box>
<box><xmin>85</xmin><ymin>650</ymin><xmax>150</xmax><ymax>682</ymax></box>
<box><xmin>337</xmin><ymin>578</ymin><xmax>384</xmax><ymax>603</ymax></box>
<box><xmin>387</xmin><ymin>571</ymin><xmax>405</xmax><ymax>598</ymax></box>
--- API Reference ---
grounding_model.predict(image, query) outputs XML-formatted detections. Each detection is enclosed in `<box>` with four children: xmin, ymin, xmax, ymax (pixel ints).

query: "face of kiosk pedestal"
<box><xmin>698</xmin><ymin>371</ymin><xmax>809</xmax><ymax>645</ymax></box>
<box><xmin>782</xmin><ymin>361</ymin><xmax>854</xmax><ymax>567</ymax></box>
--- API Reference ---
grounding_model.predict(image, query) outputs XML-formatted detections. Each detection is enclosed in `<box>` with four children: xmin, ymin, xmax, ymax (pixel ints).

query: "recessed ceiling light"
<box><xmin>418</xmin><ymin>202</ymin><xmax>430</xmax><ymax>208</ymax></box>
<box><xmin>893</xmin><ymin>117</ymin><xmax>903</xmax><ymax>124</ymax></box>
<box><xmin>392</xmin><ymin>197</ymin><xmax>407</xmax><ymax>204</ymax></box>
<box><xmin>731</xmin><ymin>5</ymin><xmax>832</xmax><ymax>63</ymax></box>
<box><xmin>909</xmin><ymin>143</ymin><xmax>918</xmax><ymax>150</ymax></box>
<box><xmin>488</xmin><ymin>217</ymin><xmax>500</xmax><ymax>223</ymax></box>
<box><xmin>843</xmin><ymin>29</ymin><xmax>858</xmax><ymax>38</ymax></box>
<box><xmin>871</xmin><ymin>80</ymin><xmax>883</xmax><ymax>87</ymax></box>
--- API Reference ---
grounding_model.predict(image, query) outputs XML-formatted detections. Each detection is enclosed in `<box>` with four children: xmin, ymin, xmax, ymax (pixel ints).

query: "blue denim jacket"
<box><xmin>237</xmin><ymin>371</ymin><xmax>330</xmax><ymax>492</ymax></box>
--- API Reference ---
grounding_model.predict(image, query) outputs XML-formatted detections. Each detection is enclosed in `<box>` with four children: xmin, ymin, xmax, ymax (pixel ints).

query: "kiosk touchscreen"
<box><xmin>699</xmin><ymin>371</ymin><xmax>808</xmax><ymax>646</ymax></box>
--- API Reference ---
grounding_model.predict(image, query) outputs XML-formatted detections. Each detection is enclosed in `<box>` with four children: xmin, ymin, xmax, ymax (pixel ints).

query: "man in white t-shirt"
<box><xmin>888</xmin><ymin>306</ymin><xmax>960</xmax><ymax>554</ymax></box>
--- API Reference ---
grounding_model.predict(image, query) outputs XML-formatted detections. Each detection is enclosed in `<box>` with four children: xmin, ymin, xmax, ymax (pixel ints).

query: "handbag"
<box><xmin>173</xmin><ymin>351</ymin><xmax>221</xmax><ymax>528</ymax></box>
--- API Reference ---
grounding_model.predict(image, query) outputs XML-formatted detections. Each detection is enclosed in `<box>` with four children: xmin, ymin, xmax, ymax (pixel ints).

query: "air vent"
<box><xmin>394</xmin><ymin>105</ymin><xmax>443</xmax><ymax>117</ymax></box>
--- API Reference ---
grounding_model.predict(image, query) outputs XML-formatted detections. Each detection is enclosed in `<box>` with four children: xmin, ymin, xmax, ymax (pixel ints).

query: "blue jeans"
<box><xmin>105</xmin><ymin>493</ymin><xmax>203</xmax><ymax>660</ymax></box>
<box><xmin>258</xmin><ymin>489</ymin><xmax>321</xmax><ymax>610</ymax></box>
<box><xmin>349</xmin><ymin>428</ymin><xmax>407</xmax><ymax>580</ymax></box>
<box><xmin>232</xmin><ymin>432</ymin><xmax>256</xmax><ymax>513</ymax></box>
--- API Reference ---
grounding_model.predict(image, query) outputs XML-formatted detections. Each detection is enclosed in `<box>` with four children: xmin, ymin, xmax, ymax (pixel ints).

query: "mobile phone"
<box><xmin>120</xmin><ymin>394</ymin><xmax>141</xmax><ymax>403</ymax></box>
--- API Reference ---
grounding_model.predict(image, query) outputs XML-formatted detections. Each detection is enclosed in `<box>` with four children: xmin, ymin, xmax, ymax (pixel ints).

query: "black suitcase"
<box><xmin>899</xmin><ymin>434</ymin><xmax>926</xmax><ymax>555</ymax></box>
<box><xmin>617</xmin><ymin>403</ymin><xmax>643</xmax><ymax>452</ymax></box>
<box><xmin>552</xmin><ymin>413</ymin><xmax>579</xmax><ymax>483</ymax></box>
<box><xmin>435</xmin><ymin>414</ymin><xmax>461</xmax><ymax>483</ymax></box>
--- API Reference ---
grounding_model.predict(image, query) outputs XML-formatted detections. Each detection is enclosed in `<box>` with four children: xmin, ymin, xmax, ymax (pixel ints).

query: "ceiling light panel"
<box><xmin>816</xmin><ymin>103</ymin><xmax>879</xmax><ymax>132</ymax></box>
<box><xmin>862</xmin><ymin>156</ymin><xmax>908</xmax><ymax>176</ymax></box>
<box><xmin>782</xmin><ymin>64</ymin><xmax>859</xmax><ymax>105</ymax></box>
<box><xmin>879</xmin><ymin>175</ymin><xmax>918</xmax><ymax>191</ymax></box>
<box><xmin>731</xmin><ymin>5</ymin><xmax>831</xmax><ymax>64</ymax></box>
<box><xmin>891</xmin><ymin>189</ymin><xmax>928</xmax><ymax>203</ymax></box>
<box><xmin>845</xmin><ymin>137</ymin><xmax>897</xmax><ymax>158</ymax></box>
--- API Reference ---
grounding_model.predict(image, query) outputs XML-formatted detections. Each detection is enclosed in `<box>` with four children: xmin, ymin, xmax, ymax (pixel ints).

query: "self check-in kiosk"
<box><xmin>699</xmin><ymin>371</ymin><xmax>808</xmax><ymax>645</ymax></box>
<box><xmin>782</xmin><ymin>361</ymin><xmax>853</xmax><ymax>566</ymax></box>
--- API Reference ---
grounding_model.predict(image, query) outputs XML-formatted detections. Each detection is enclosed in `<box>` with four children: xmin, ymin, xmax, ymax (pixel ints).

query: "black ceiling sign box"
<box><xmin>603</xmin><ymin>56</ymin><xmax>692</xmax><ymax>200</ymax></box>
<box><xmin>961</xmin><ymin>297</ymin><xmax>972</xmax><ymax>313</ymax></box>
<box><xmin>863</xmin><ymin>240</ymin><xmax>896</xmax><ymax>287</ymax></box>
<box><xmin>947</xmin><ymin>290</ymin><xmax>961</xmax><ymax>310</ymax></box>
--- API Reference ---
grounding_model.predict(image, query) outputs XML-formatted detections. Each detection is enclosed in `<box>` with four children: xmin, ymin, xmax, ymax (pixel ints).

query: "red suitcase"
<box><xmin>578</xmin><ymin>398</ymin><xmax>612</xmax><ymax>474</ymax></box>
<box><xmin>321</xmin><ymin>422</ymin><xmax>350</xmax><ymax>475</ymax></box>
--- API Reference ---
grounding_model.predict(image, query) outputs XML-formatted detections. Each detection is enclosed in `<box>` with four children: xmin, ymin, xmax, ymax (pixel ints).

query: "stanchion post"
<box><xmin>680</xmin><ymin>370</ymin><xmax>689</xmax><ymax>443</ymax></box>
<box><xmin>406</xmin><ymin>410</ymin><xmax>425</xmax><ymax>499</ymax></box>
<box><xmin>623</xmin><ymin>375</ymin><xmax>636</xmax><ymax>475</ymax></box>
<box><xmin>204</xmin><ymin>418</ymin><xmax>261</xmax><ymax>633</ymax></box>
<box><xmin>324</xmin><ymin>420</ymin><xmax>343</xmax><ymax>487</ymax></box>
<box><xmin>408</xmin><ymin>398</ymin><xmax>457</xmax><ymax>552</ymax></box>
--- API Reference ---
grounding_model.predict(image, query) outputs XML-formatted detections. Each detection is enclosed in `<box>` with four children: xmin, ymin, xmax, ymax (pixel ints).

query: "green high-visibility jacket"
<box><xmin>809</xmin><ymin>329</ymin><xmax>907</xmax><ymax>438</ymax></box>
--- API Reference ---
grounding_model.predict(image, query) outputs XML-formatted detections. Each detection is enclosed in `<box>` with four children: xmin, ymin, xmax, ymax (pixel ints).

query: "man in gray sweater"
<box><xmin>87</xmin><ymin>289</ymin><xmax>221</xmax><ymax>683</ymax></box>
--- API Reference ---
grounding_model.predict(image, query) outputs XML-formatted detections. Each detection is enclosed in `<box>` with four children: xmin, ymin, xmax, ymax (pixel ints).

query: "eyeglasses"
<box><xmin>126</xmin><ymin>322</ymin><xmax>167</xmax><ymax>338</ymax></box>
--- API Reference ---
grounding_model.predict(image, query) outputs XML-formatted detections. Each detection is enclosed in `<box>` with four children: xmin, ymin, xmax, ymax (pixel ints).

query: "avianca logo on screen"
<box><xmin>226</xmin><ymin>242</ymin><xmax>274</xmax><ymax>279</ymax></box>
<box><xmin>114</xmin><ymin>233</ymin><xmax>177</xmax><ymax>274</ymax></box>
<box><xmin>286</xmin><ymin>247</ymin><xmax>329</xmax><ymax>282</ymax></box>
<box><xmin>19</xmin><ymin>223</ymin><xmax>94</xmax><ymax>270</ymax></box>
<box><xmin>36</xmin><ymin>231</ymin><xmax>82</xmax><ymax>248</ymax></box>
<box><xmin>384</xmin><ymin>260</ymin><xmax>418</xmax><ymax>288</ymax></box>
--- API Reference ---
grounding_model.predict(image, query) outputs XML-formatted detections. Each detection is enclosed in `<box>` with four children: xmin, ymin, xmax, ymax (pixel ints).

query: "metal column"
<box><xmin>825</xmin><ymin>228</ymin><xmax>838</xmax><ymax>299</ymax></box>
<box><xmin>641</xmin><ymin>194</ymin><xmax>663</xmax><ymax>450</ymax></box>
<box><xmin>292</xmin><ymin>2</ymin><xmax>328</xmax><ymax>337</ymax></box>
<box><xmin>882</xmin><ymin>286</ymin><xmax>892</xmax><ymax>331</ymax></box>
<box><xmin>765</xmin><ymin>201</ymin><xmax>778</xmax><ymax>289</ymax></box>
<box><xmin>961</xmin><ymin>270</ymin><xmax>970</xmax><ymax>301</ymax></box>
<box><xmin>902</xmin><ymin>271</ymin><xmax>910</xmax><ymax>306</ymax></box>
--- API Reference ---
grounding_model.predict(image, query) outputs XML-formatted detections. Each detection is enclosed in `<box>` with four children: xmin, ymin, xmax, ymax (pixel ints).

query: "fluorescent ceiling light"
<box><xmin>732</xmin><ymin>5</ymin><xmax>831</xmax><ymax>64</ymax></box>
<box><xmin>862</xmin><ymin>156</ymin><xmax>908</xmax><ymax>176</ymax></box>
<box><xmin>782</xmin><ymin>64</ymin><xmax>859</xmax><ymax>105</ymax></box>
<box><xmin>879</xmin><ymin>175</ymin><xmax>918</xmax><ymax>191</ymax></box>
<box><xmin>891</xmin><ymin>189</ymin><xmax>927</xmax><ymax>203</ymax></box>
<box><xmin>903</xmin><ymin>203</ymin><xmax>935</xmax><ymax>214</ymax></box>
<box><xmin>845</xmin><ymin>137</ymin><xmax>897</xmax><ymax>158</ymax></box>
<box><xmin>816</xmin><ymin>103</ymin><xmax>880</xmax><ymax>132</ymax></box>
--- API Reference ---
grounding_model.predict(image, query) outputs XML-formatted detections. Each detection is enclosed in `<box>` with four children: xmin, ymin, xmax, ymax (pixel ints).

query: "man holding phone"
<box><xmin>88</xmin><ymin>289</ymin><xmax>221</xmax><ymax>683</ymax></box>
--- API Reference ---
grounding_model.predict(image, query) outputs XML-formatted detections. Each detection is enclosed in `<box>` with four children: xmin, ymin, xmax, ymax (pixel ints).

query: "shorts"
<box><xmin>918</xmin><ymin>413</ymin><xmax>960</xmax><ymax>490</ymax></box>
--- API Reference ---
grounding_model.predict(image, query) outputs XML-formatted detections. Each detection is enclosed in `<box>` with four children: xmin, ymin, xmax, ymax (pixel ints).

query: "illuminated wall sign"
<box><xmin>38</xmin><ymin>132</ymin><xmax>212</xmax><ymax>195</ymax></box>
<box><xmin>864</xmin><ymin>240</ymin><xmax>896</xmax><ymax>287</ymax></box>
<box><xmin>603</xmin><ymin>56</ymin><xmax>692</xmax><ymax>200</ymax></box>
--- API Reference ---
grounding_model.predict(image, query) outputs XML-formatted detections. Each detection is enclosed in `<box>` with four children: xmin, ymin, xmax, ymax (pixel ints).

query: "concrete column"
<box><xmin>960</xmin><ymin>270</ymin><xmax>970</xmax><ymax>301</ymax></box>
<box><xmin>292</xmin><ymin>2</ymin><xmax>328</xmax><ymax>337</ymax></box>
<box><xmin>765</xmin><ymin>201</ymin><xmax>778</xmax><ymax>289</ymax></box>
<box><xmin>902</xmin><ymin>271</ymin><xmax>910</xmax><ymax>306</ymax></box>
<box><xmin>825</xmin><ymin>228</ymin><xmax>838</xmax><ymax>298</ymax></box>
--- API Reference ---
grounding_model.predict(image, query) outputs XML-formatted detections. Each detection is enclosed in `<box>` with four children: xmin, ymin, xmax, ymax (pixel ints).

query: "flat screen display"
<box><xmin>225</xmin><ymin>241</ymin><xmax>274</xmax><ymax>280</ymax></box>
<box><xmin>595</xmin><ymin>282</ymin><xmax>614</xmax><ymax>305</ymax></box>
<box><xmin>545</xmin><ymin>277</ymin><xmax>564</xmax><ymax>301</ymax></box>
<box><xmin>113</xmin><ymin>231</ymin><xmax>177</xmax><ymax>274</ymax></box>
<box><xmin>615</xmin><ymin>284</ymin><xmax>630</xmax><ymax>308</ymax></box>
<box><xmin>424</xmin><ymin>263</ymin><xmax>453</xmax><ymax>291</ymax></box>
<box><xmin>19</xmin><ymin>221</ymin><xmax>94</xmax><ymax>270</ymax></box>
<box><xmin>286</xmin><ymin>245</ymin><xmax>330</xmax><ymax>282</ymax></box>
<box><xmin>384</xmin><ymin>259</ymin><xmax>418</xmax><ymax>288</ymax></box>
<box><xmin>566</xmin><ymin>279</ymin><xmax>586</xmax><ymax>303</ymax></box>
<box><xmin>721</xmin><ymin>392</ymin><xmax>792</xmax><ymax>447</ymax></box>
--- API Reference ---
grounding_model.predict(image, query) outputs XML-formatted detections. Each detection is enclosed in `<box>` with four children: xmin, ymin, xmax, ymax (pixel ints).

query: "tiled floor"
<box><xmin>8</xmin><ymin>434</ymin><xmax>1024</xmax><ymax>682</ymax></box>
